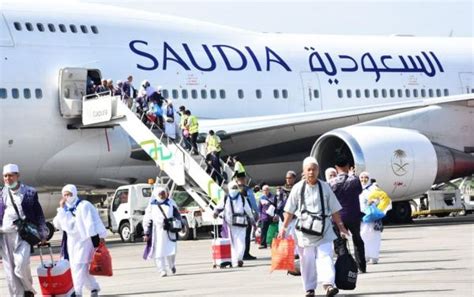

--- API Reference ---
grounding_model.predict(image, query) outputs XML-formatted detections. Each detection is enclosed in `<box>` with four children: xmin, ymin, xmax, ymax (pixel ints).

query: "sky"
<box><xmin>83</xmin><ymin>0</ymin><xmax>473</xmax><ymax>37</ymax></box>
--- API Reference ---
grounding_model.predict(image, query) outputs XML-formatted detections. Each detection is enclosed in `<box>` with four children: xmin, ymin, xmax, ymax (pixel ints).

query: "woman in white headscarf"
<box><xmin>324</xmin><ymin>167</ymin><xmax>337</xmax><ymax>183</ymax></box>
<box><xmin>143</xmin><ymin>186</ymin><xmax>180</xmax><ymax>277</ymax></box>
<box><xmin>53</xmin><ymin>184</ymin><xmax>107</xmax><ymax>297</ymax></box>
<box><xmin>213</xmin><ymin>181</ymin><xmax>256</xmax><ymax>267</ymax></box>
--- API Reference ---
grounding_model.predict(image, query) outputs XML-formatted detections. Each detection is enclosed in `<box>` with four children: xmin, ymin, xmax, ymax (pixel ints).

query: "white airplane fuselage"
<box><xmin>0</xmin><ymin>2</ymin><xmax>473</xmax><ymax>194</ymax></box>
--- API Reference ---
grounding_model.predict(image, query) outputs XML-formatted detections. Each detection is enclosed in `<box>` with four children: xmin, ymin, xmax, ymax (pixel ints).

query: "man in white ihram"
<box><xmin>53</xmin><ymin>184</ymin><xmax>107</xmax><ymax>297</ymax></box>
<box><xmin>279</xmin><ymin>157</ymin><xmax>350</xmax><ymax>297</ymax></box>
<box><xmin>0</xmin><ymin>163</ymin><xmax>48</xmax><ymax>297</ymax></box>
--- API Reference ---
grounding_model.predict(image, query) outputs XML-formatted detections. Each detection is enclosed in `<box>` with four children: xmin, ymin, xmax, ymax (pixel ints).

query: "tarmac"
<box><xmin>0</xmin><ymin>215</ymin><xmax>473</xmax><ymax>296</ymax></box>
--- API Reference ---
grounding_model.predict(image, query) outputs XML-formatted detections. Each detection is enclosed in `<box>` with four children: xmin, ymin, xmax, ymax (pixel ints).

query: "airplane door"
<box><xmin>459</xmin><ymin>72</ymin><xmax>474</xmax><ymax>94</ymax></box>
<box><xmin>300</xmin><ymin>72</ymin><xmax>322</xmax><ymax>111</ymax></box>
<box><xmin>110</xmin><ymin>189</ymin><xmax>130</xmax><ymax>232</ymax></box>
<box><xmin>59</xmin><ymin>68</ymin><xmax>98</xmax><ymax>118</ymax></box>
<box><xmin>0</xmin><ymin>15</ymin><xmax>14</xmax><ymax>47</ymax></box>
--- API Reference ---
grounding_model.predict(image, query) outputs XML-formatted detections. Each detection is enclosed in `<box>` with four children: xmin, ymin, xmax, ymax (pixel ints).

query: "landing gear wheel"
<box><xmin>390</xmin><ymin>201</ymin><xmax>413</xmax><ymax>224</ymax></box>
<box><xmin>45</xmin><ymin>222</ymin><xmax>55</xmax><ymax>241</ymax></box>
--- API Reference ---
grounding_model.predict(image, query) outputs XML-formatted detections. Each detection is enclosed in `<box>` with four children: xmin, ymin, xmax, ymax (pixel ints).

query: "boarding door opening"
<box><xmin>59</xmin><ymin>68</ymin><xmax>101</xmax><ymax>118</ymax></box>
<box><xmin>300</xmin><ymin>72</ymin><xmax>322</xmax><ymax>112</ymax></box>
<box><xmin>459</xmin><ymin>72</ymin><xmax>474</xmax><ymax>94</ymax></box>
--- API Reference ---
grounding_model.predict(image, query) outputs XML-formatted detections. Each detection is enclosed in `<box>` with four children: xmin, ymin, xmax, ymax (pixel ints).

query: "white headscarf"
<box><xmin>325</xmin><ymin>167</ymin><xmax>337</xmax><ymax>182</ymax></box>
<box><xmin>359</xmin><ymin>171</ymin><xmax>370</xmax><ymax>187</ymax></box>
<box><xmin>152</xmin><ymin>186</ymin><xmax>168</xmax><ymax>200</ymax></box>
<box><xmin>3</xmin><ymin>164</ymin><xmax>19</xmax><ymax>175</ymax></box>
<box><xmin>302</xmin><ymin>156</ymin><xmax>318</xmax><ymax>168</ymax></box>
<box><xmin>62</xmin><ymin>184</ymin><xmax>78</xmax><ymax>206</ymax></box>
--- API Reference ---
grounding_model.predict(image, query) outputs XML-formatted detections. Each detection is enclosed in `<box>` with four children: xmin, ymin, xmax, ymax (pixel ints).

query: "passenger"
<box><xmin>213</xmin><ymin>181</ymin><xmax>256</xmax><ymax>267</ymax></box>
<box><xmin>184</xmin><ymin>110</ymin><xmax>199</xmax><ymax>155</ymax></box>
<box><xmin>276</xmin><ymin>170</ymin><xmax>298</xmax><ymax>255</ymax></box>
<box><xmin>53</xmin><ymin>184</ymin><xmax>107</xmax><ymax>297</ymax></box>
<box><xmin>106</xmin><ymin>79</ymin><xmax>114</xmax><ymax>93</ymax></box>
<box><xmin>0</xmin><ymin>164</ymin><xmax>48</xmax><ymax>297</ymax></box>
<box><xmin>114</xmin><ymin>80</ymin><xmax>123</xmax><ymax>98</ymax></box>
<box><xmin>359</xmin><ymin>174</ymin><xmax>392</xmax><ymax>264</ymax></box>
<box><xmin>233</xmin><ymin>156</ymin><xmax>246</xmax><ymax>179</ymax></box>
<box><xmin>253</xmin><ymin>185</ymin><xmax>262</xmax><ymax>205</ymax></box>
<box><xmin>143</xmin><ymin>186</ymin><xmax>179</xmax><ymax>277</ymax></box>
<box><xmin>257</xmin><ymin>185</ymin><xmax>278</xmax><ymax>249</ymax></box>
<box><xmin>330</xmin><ymin>155</ymin><xmax>366</xmax><ymax>273</ymax></box>
<box><xmin>95</xmin><ymin>79</ymin><xmax>108</xmax><ymax>93</ymax></box>
<box><xmin>235</xmin><ymin>176</ymin><xmax>259</xmax><ymax>260</ymax></box>
<box><xmin>205</xmin><ymin>130</ymin><xmax>222</xmax><ymax>159</ymax></box>
<box><xmin>122</xmin><ymin>75</ymin><xmax>135</xmax><ymax>107</ymax></box>
<box><xmin>324</xmin><ymin>167</ymin><xmax>337</xmax><ymax>182</ymax></box>
<box><xmin>206</xmin><ymin>150</ymin><xmax>223</xmax><ymax>185</ymax></box>
<box><xmin>163</xmin><ymin>99</ymin><xmax>176</xmax><ymax>140</ymax></box>
<box><xmin>279</xmin><ymin>157</ymin><xmax>348</xmax><ymax>297</ymax></box>
<box><xmin>178</xmin><ymin>106</ymin><xmax>192</xmax><ymax>151</ymax></box>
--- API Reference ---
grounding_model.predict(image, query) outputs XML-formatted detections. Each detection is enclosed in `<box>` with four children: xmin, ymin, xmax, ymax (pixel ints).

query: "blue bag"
<box><xmin>362</xmin><ymin>204</ymin><xmax>385</xmax><ymax>223</ymax></box>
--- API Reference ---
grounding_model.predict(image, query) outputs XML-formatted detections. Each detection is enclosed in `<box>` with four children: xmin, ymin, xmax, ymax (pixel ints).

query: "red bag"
<box><xmin>89</xmin><ymin>242</ymin><xmax>113</xmax><ymax>276</ymax></box>
<box><xmin>270</xmin><ymin>237</ymin><xmax>295</xmax><ymax>272</ymax></box>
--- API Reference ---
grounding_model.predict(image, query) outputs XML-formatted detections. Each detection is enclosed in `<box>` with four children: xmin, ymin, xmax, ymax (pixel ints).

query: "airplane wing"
<box><xmin>200</xmin><ymin>94</ymin><xmax>474</xmax><ymax>161</ymax></box>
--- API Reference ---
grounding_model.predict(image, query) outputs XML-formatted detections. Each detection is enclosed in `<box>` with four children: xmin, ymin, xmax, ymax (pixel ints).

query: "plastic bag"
<box><xmin>270</xmin><ymin>237</ymin><xmax>295</xmax><ymax>272</ymax></box>
<box><xmin>362</xmin><ymin>204</ymin><xmax>385</xmax><ymax>223</ymax></box>
<box><xmin>89</xmin><ymin>242</ymin><xmax>113</xmax><ymax>276</ymax></box>
<box><xmin>266</xmin><ymin>222</ymin><xmax>279</xmax><ymax>246</ymax></box>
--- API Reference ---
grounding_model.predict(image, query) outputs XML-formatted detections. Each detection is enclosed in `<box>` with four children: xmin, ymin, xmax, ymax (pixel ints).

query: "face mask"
<box><xmin>6</xmin><ymin>182</ymin><xmax>18</xmax><ymax>189</ymax></box>
<box><xmin>66</xmin><ymin>195</ymin><xmax>77</xmax><ymax>205</ymax></box>
<box><xmin>229</xmin><ymin>189</ymin><xmax>240</xmax><ymax>197</ymax></box>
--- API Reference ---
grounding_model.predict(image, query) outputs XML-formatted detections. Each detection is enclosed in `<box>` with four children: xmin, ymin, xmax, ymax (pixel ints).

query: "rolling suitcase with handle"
<box><xmin>211</xmin><ymin>223</ymin><xmax>232</xmax><ymax>268</ymax></box>
<box><xmin>37</xmin><ymin>243</ymin><xmax>75</xmax><ymax>297</ymax></box>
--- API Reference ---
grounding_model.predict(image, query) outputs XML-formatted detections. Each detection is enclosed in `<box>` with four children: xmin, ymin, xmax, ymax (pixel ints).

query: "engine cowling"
<box><xmin>312</xmin><ymin>126</ymin><xmax>474</xmax><ymax>201</ymax></box>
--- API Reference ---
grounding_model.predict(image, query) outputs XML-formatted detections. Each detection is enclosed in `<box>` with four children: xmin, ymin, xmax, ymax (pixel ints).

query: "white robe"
<box><xmin>359</xmin><ymin>185</ymin><xmax>382</xmax><ymax>260</ymax></box>
<box><xmin>142</xmin><ymin>199</ymin><xmax>178</xmax><ymax>260</ymax></box>
<box><xmin>53</xmin><ymin>199</ymin><xmax>107</xmax><ymax>294</ymax></box>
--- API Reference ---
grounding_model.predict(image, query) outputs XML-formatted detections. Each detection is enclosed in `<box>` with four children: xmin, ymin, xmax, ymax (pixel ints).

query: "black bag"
<box><xmin>8</xmin><ymin>190</ymin><xmax>41</xmax><ymax>246</ymax></box>
<box><xmin>295</xmin><ymin>181</ymin><xmax>326</xmax><ymax>236</ymax></box>
<box><xmin>157</xmin><ymin>202</ymin><xmax>183</xmax><ymax>233</ymax></box>
<box><xmin>335</xmin><ymin>252</ymin><xmax>358</xmax><ymax>290</ymax></box>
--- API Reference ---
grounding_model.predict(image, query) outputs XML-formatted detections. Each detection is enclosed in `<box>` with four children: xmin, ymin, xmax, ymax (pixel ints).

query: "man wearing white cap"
<box><xmin>143</xmin><ymin>186</ymin><xmax>180</xmax><ymax>277</ymax></box>
<box><xmin>279</xmin><ymin>157</ymin><xmax>349</xmax><ymax>297</ymax></box>
<box><xmin>213</xmin><ymin>181</ymin><xmax>256</xmax><ymax>267</ymax></box>
<box><xmin>53</xmin><ymin>184</ymin><xmax>107</xmax><ymax>297</ymax></box>
<box><xmin>0</xmin><ymin>163</ymin><xmax>48</xmax><ymax>297</ymax></box>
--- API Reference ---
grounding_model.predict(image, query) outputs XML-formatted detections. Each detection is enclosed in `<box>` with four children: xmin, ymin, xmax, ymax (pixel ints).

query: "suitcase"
<box><xmin>211</xmin><ymin>224</ymin><xmax>232</xmax><ymax>268</ymax></box>
<box><xmin>37</xmin><ymin>243</ymin><xmax>75</xmax><ymax>296</ymax></box>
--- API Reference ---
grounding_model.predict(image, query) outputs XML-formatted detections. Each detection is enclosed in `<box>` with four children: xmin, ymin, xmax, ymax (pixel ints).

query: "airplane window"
<box><xmin>313</xmin><ymin>90</ymin><xmax>319</xmax><ymax>98</ymax></box>
<box><xmin>444</xmin><ymin>89</ymin><xmax>449</xmax><ymax>96</ymax></box>
<box><xmin>201</xmin><ymin>89</ymin><xmax>207</xmax><ymax>99</ymax></box>
<box><xmin>14</xmin><ymin>22</ymin><xmax>22</xmax><ymax>31</ymax></box>
<box><xmin>471</xmin><ymin>89</ymin><xmax>474</xmax><ymax>94</ymax></box>
<box><xmin>48</xmin><ymin>24</ymin><xmax>55</xmax><ymax>32</ymax></box>
<box><xmin>413</xmin><ymin>89</ymin><xmax>418</xmax><ymax>98</ymax></box>
<box><xmin>171</xmin><ymin>89</ymin><xmax>178</xmax><ymax>99</ymax></box>
<box><xmin>219</xmin><ymin>89</ymin><xmax>226</xmax><ymax>99</ymax></box>
<box><xmin>381</xmin><ymin>89</ymin><xmax>387</xmax><ymax>98</ymax></box>
<box><xmin>428</xmin><ymin>89</ymin><xmax>434</xmax><ymax>97</ymax></box>
<box><xmin>405</xmin><ymin>89</ymin><xmax>410</xmax><ymax>98</ymax></box>
<box><xmin>355</xmin><ymin>89</ymin><xmax>361</xmax><ymax>98</ymax></box>
<box><xmin>373</xmin><ymin>89</ymin><xmax>379</xmax><ymax>98</ymax></box>
<box><xmin>397</xmin><ymin>89</ymin><xmax>403</xmax><ymax>97</ymax></box>
<box><xmin>35</xmin><ymin>88</ymin><xmax>43</xmax><ymax>99</ymax></box>
<box><xmin>436</xmin><ymin>89</ymin><xmax>442</xmax><ymax>97</ymax></box>
<box><xmin>181</xmin><ymin>89</ymin><xmax>188</xmax><ymax>99</ymax></box>
<box><xmin>36</xmin><ymin>23</ymin><xmax>44</xmax><ymax>32</ymax></box>
<box><xmin>25</xmin><ymin>22</ymin><xmax>33</xmax><ymax>31</ymax></box>
<box><xmin>23</xmin><ymin>89</ymin><xmax>31</xmax><ymax>99</ymax></box>
<box><xmin>421</xmin><ymin>89</ymin><xmax>426</xmax><ymax>97</ymax></box>
<box><xmin>389</xmin><ymin>89</ymin><xmax>395</xmax><ymax>98</ymax></box>
<box><xmin>282</xmin><ymin>89</ymin><xmax>288</xmax><ymax>99</ymax></box>
<box><xmin>346</xmin><ymin>89</ymin><xmax>352</xmax><ymax>98</ymax></box>
<box><xmin>162</xmin><ymin>89</ymin><xmax>169</xmax><ymax>99</ymax></box>
<box><xmin>59</xmin><ymin>24</ymin><xmax>67</xmax><ymax>33</ymax></box>
<box><xmin>273</xmin><ymin>89</ymin><xmax>279</xmax><ymax>99</ymax></box>
<box><xmin>0</xmin><ymin>88</ymin><xmax>7</xmax><ymax>99</ymax></box>
<box><xmin>191</xmin><ymin>89</ymin><xmax>198</xmax><ymax>99</ymax></box>
<box><xmin>80</xmin><ymin>25</ymin><xmax>88</xmax><ymax>34</ymax></box>
<box><xmin>364</xmin><ymin>89</ymin><xmax>370</xmax><ymax>98</ymax></box>
<box><xmin>91</xmin><ymin>26</ymin><xmax>99</xmax><ymax>34</ymax></box>
<box><xmin>210</xmin><ymin>89</ymin><xmax>217</xmax><ymax>99</ymax></box>
<box><xmin>70</xmin><ymin>25</ymin><xmax>77</xmax><ymax>33</ymax></box>
<box><xmin>256</xmin><ymin>89</ymin><xmax>262</xmax><ymax>99</ymax></box>
<box><xmin>12</xmin><ymin>88</ymin><xmax>19</xmax><ymax>99</ymax></box>
<box><xmin>337</xmin><ymin>89</ymin><xmax>343</xmax><ymax>98</ymax></box>
<box><xmin>238</xmin><ymin>89</ymin><xmax>244</xmax><ymax>99</ymax></box>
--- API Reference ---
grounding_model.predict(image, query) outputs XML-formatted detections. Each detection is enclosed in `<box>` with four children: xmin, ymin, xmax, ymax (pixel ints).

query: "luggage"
<box><xmin>270</xmin><ymin>237</ymin><xmax>295</xmax><ymax>272</ymax></box>
<box><xmin>335</xmin><ymin>239</ymin><xmax>358</xmax><ymax>290</ymax></box>
<box><xmin>211</xmin><ymin>224</ymin><xmax>232</xmax><ymax>268</ymax></box>
<box><xmin>37</xmin><ymin>243</ymin><xmax>74</xmax><ymax>297</ymax></box>
<box><xmin>255</xmin><ymin>227</ymin><xmax>262</xmax><ymax>245</ymax></box>
<box><xmin>89</xmin><ymin>242</ymin><xmax>113</xmax><ymax>276</ymax></box>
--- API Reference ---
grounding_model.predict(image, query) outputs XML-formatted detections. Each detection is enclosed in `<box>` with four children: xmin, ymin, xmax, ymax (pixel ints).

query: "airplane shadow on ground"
<box><xmin>101</xmin><ymin>289</ymin><xmax>184</xmax><ymax>296</ymax></box>
<box><xmin>344</xmin><ymin>289</ymin><xmax>454</xmax><ymax>296</ymax></box>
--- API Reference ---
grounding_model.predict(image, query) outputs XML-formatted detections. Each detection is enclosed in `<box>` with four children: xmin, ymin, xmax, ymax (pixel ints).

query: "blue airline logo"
<box><xmin>130</xmin><ymin>41</ymin><xmax>444</xmax><ymax>83</ymax></box>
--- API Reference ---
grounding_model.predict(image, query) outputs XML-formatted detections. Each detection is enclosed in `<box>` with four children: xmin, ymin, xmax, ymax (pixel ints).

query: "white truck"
<box><xmin>99</xmin><ymin>183</ymin><xmax>220</xmax><ymax>242</ymax></box>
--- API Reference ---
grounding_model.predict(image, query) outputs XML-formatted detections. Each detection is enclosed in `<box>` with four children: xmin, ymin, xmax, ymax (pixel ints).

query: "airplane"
<box><xmin>0</xmin><ymin>1</ymin><xmax>473</xmax><ymax>232</ymax></box>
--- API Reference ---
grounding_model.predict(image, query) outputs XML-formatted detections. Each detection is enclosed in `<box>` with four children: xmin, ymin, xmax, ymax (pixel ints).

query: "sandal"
<box><xmin>326</xmin><ymin>286</ymin><xmax>339</xmax><ymax>297</ymax></box>
<box><xmin>305</xmin><ymin>290</ymin><xmax>315</xmax><ymax>297</ymax></box>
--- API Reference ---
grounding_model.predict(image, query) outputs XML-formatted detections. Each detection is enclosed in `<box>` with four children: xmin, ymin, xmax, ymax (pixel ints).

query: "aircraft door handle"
<box><xmin>309</xmin><ymin>88</ymin><xmax>313</xmax><ymax>100</ymax></box>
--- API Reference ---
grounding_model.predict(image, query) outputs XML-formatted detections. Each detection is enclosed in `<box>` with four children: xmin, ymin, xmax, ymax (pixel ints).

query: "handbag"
<box><xmin>8</xmin><ymin>190</ymin><xmax>42</xmax><ymax>246</ymax></box>
<box><xmin>89</xmin><ymin>242</ymin><xmax>113</xmax><ymax>276</ymax></box>
<box><xmin>270</xmin><ymin>237</ymin><xmax>295</xmax><ymax>272</ymax></box>
<box><xmin>335</xmin><ymin>240</ymin><xmax>358</xmax><ymax>290</ymax></box>
<box><xmin>156</xmin><ymin>201</ymin><xmax>183</xmax><ymax>238</ymax></box>
<box><xmin>295</xmin><ymin>181</ymin><xmax>326</xmax><ymax>236</ymax></box>
<box><xmin>362</xmin><ymin>204</ymin><xmax>385</xmax><ymax>223</ymax></box>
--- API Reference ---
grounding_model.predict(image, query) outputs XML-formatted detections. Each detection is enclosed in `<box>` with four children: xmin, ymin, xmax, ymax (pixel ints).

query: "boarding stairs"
<box><xmin>81</xmin><ymin>93</ymin><xmax>231</xmax><ymax>210</ymax></box>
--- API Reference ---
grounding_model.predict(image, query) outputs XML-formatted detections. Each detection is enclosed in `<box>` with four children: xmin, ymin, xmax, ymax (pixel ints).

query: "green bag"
<box><xmin>266</xmin><ymin>222</ymin><xmax>279</xmax><ymax>246</ymax></box>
